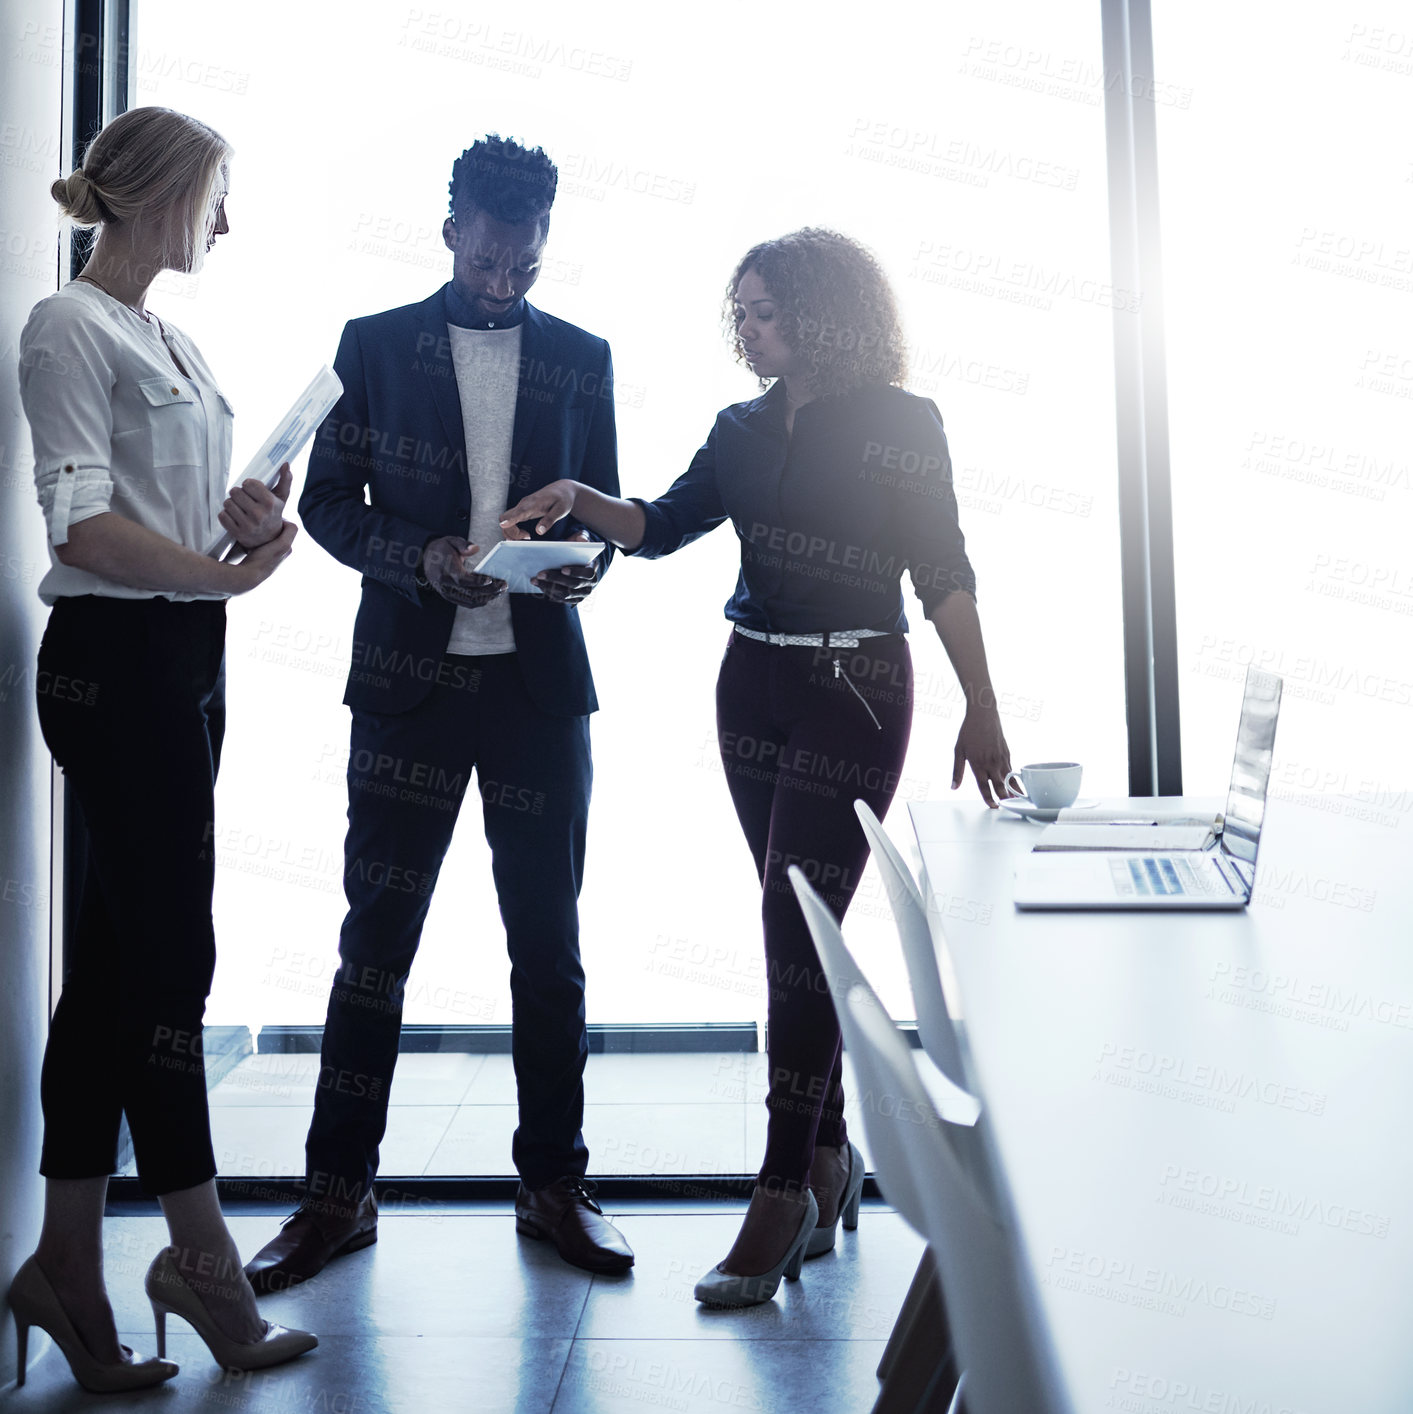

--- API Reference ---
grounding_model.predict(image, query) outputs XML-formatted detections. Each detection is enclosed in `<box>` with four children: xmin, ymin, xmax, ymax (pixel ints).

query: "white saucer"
<box><xmin>997</xmin><ymin>797</ymin><xmax>1096</xmax><ymax>823</ymax></box>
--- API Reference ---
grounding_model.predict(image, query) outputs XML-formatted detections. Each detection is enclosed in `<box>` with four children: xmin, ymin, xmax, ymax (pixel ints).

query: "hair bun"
<box><xmin>51</xmin><ymin>168</ymin><xmax>108</xmax><ymax>227</ymax></box>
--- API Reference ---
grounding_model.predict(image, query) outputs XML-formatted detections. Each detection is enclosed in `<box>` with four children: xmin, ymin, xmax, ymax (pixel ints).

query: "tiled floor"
<box><xmin>120</xmin><ymin>1051</ymin><xmax>876</xmax><ymax>1180</ymax></box>
<box><xmin>2</xmin><ymin>1202</ymin><xmax>921</xmax><ymax>1413</ymax></box>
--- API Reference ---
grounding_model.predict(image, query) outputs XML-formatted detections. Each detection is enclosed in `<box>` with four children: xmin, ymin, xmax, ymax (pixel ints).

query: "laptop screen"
<box><xmin>1219</xmin><ymin>667</ymin><xmax>1283</xmax><ymax>871</ymax></box>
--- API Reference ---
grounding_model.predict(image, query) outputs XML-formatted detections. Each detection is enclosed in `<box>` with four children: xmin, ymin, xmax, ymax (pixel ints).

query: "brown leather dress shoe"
<box><xmin>244</xmin><ymin>1191</ymin><xmax>378</xmax><ymax>1294</ymax></box>
<box><xmin>515</xmin><ymin>1178</ymin><xmax>634</xmax><ymax>1274</ymax></box>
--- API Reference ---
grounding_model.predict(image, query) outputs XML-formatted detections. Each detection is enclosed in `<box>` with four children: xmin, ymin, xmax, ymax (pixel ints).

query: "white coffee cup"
<box><xmin>1004</xmin><ymin>761</ymin><xmax>1082</xmax><ymax>810</ymax></box>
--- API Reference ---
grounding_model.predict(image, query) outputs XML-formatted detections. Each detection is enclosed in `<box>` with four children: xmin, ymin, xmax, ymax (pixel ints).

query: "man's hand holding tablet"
<box><xmin>468</xmin><ymin>533</ymin><xmax>602</xmax><ymax>603</ymax></box>
<box><xmin>418</xmin><ymin>535</ymin><xmax>508</xmax><ymax>609</ymax></box>
<box><xmin>499</xmin><ymin>482</ymin><xmax>602</xmax><ymax>606</ymax></box>
<box><xmin>531</xmin><ymin>532</ymin><xmax>601</xmax><ymax>605</ymax></box>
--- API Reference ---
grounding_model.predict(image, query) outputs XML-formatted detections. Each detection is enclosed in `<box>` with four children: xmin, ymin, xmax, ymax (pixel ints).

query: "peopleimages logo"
<box><xmin>397</xmin><ymin>11</ymin><xmax>633</xmax><ymax>82</ymax></box>
<box><xmin>847</xmin><ymin>119</ymin><xmax>1082</xmax><ymax>191</ymax></box>
<box><xmin>1193</xmin><ymin>638</ymin><xmax>1413</xmax><ymax>709</ymax></box>
<box><xmin>559</xmin><ymin>152</ymin><xmax>695</xmax><ymax>204</ymax></box>
<box><xmin>911</xmin><ymin>240</ymin><xmax>1141</xmax><ymax>312</ymax></box>
<box><xmin>1093</xmin><ymin>1042</ymin><xmax>1327</xmax><ymax>1118</ymax></box>
<box><xmin>1209</xmin><ymin>960</ymin><xmax>1413</xmax><ymax>1031</ymax></box>
<box><xmin>1157</xmin><ymin>1164</ymin><xmax>1390</xmax><ymax>1239</ymax></box>
<box><xmin>958</xmin><ymin>35</ymin><xmax>1194</xmax><ymax>109</ymax></box>
<box><xmin>1242</xmin><ymin>431</ymin><xmax>1412</xmax><ymax>501</ymax></box>
<box><xmin>1045</xmin><ymin>1245</ymin><xmax>1277</xmax><ymax>1320</ymax></box>
<box><xmin>1107</xmin><ymin>1366</ymin><xmax>1312</xmax><ymax>1414</ymax></box>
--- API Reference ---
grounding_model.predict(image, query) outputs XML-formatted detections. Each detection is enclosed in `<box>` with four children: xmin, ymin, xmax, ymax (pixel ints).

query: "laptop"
<box><xmin>1013</xmin><ymin>666</ymin><xmax>1282</xmax><ymax>911</ymax></box>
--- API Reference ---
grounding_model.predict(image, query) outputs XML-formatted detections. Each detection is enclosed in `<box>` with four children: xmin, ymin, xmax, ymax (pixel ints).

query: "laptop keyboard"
<box><xmin>1110</xmin><ymin>855</ymin><xmax>1233</xmax><ymax>898</ymax></box>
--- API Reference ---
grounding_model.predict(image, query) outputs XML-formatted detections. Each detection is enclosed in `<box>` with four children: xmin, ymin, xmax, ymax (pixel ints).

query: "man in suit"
<box><xmin>244</xmin><ymin>135</ymin><xmax>633</xmax><ymax>1285</ymax></box>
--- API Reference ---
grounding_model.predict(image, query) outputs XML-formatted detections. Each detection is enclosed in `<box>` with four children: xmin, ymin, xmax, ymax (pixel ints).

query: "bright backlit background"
<box><xmin>1154</xmin><ymin>1</ymin><xmax>1413</xmax><ymax>835</ymax></box>
<box><xmin>134</xmin><ymin>0</ymin><xmax>1131</xmax><ymax>1038</ymax></box>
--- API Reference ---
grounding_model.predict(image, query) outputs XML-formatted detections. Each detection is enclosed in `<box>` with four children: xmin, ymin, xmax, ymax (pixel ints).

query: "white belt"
<box><xmin>733</xmin><ymin>626</ymin><xmax>892</xmax><ymax>648</ymax></box>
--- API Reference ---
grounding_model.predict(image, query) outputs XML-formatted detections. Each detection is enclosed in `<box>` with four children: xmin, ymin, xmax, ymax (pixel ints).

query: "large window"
<box><xmin>128</xmin><ymin>0</ymin><xmax>1125</xmax><ymax>1175</ymax></box>
<box><xmin>1155</xmin><ymin>2</ymin><xmax>1413</xmax><ymax>856</ymax></box>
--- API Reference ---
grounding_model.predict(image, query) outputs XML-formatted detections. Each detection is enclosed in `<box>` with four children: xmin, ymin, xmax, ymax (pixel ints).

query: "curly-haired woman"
<box><xmin>500</xmin><ymin>228</ymin><xmax>1012</xmax><ymax>1306</ymax></box>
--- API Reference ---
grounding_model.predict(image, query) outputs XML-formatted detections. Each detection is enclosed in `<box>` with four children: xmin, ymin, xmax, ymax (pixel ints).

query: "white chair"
<box><xmin>852</xmin><ymin>801</ymin><xmax>975</xmax><ymax>1394</ymax></box>
<box><xmin>853</xmin><ymin>799</ymin><xmax>968</xmax><ymax>1090</ymax></box>
<box><xmin>789</xmin><ymin>867</ymin><xmax>968</xmax><ymax>1414</ymax></box>
<box><xmin>790</xmin><ymin>868</ymin><xmax>1070</xmax><ymax>1414</ymax></box>
<box><xmin>784</xmin><ymin>869</ymin><xmax>978</xmax><ymax>1217</ymax></box>
<box><xmin>842</xmin><ymin>983</ymin><xmax>1069</xmax><ymax>1413</ymax></box>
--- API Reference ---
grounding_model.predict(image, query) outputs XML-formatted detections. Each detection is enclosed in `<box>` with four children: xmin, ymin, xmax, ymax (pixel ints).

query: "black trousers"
<box><xmin>304</xmin><ymin>653</ymin><xmax>593</xmax><ymax>1203</ymax></box>
<box><xmin>716</xmin><ymin>631</ymin><xmax>914</xmax><ymax>1187</ymax></box>
<box><xmin>36</xmin><ymin>595</ymin><xmax>226</xmax><ymax>1196</ymax></box>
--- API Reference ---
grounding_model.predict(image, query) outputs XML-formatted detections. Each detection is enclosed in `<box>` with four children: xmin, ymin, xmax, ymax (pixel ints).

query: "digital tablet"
<box><xmin>473</xmin><ymin>539</ymin><xmax>605</xmax><ymax>594</ymax></box>
<box><xmin>205</xmin><ymin>365</ymin><xmax>343</xmax><ymax>559</ymax></box>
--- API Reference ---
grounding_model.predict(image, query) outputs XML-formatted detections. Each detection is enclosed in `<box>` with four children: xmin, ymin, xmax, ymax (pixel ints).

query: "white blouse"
<box><xmin>18</xmin><ymin>280</ymin><xmax>234</xmax><ymax>604</ymax></box>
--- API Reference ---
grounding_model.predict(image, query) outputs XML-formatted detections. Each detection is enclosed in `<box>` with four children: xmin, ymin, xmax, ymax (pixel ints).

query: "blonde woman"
<box><xmin>7</xmin><ymin>106</ymin><xmax>315</xmax><ymax>1390</ymax></box>
<box><xmin>503</xmin><ymin>229</ymin><xmax>1012</xmax><ymax>1306</ymax></box>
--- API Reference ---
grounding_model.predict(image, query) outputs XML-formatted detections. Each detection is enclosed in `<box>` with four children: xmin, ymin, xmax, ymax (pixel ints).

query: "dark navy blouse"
<box><xmin>632</xmin><ymin>379</ymin><xmax>975</xmax><ymax>635</ymax></box>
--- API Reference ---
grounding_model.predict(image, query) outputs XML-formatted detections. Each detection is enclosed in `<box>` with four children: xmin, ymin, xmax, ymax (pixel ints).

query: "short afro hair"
<box><xmin>448</xmin><ymin>134</ymin><xmax>558</xmax><ymax>227</ymax></box>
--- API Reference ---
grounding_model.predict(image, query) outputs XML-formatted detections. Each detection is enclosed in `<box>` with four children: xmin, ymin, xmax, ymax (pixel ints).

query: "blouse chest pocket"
<box><xmin>139</xmin><ymin>375</ymin><xmax>204</xmax><ymax>469</ymax></box>
<box><xmin>212</xmin><ymin>390</ymin><xmax>234</xmax><ymax>478</ymax></box>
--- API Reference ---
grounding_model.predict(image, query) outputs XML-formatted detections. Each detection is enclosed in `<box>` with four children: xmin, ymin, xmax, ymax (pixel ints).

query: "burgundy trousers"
<box><xmin>715</xmin><ymin>630</ymin><xmax>914</xmax><ymax>1187</ymax></box>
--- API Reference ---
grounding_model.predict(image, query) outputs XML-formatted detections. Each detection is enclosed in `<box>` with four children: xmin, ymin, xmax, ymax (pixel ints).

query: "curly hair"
<box><xmin>723</xmin><ymin>228</ymin><xmax>907</xmax><ymax>397</ymax></box>
<box><xmin>449</xmin><ymin>134</ymin><xmax>557</xmax><ymax>227</ymax></box>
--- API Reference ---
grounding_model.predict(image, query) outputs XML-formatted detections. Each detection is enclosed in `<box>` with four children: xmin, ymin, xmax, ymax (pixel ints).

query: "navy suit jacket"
<box><xmin>299</xmin><ymin>288</ymin><xmax>618</xmax><ymax>717</ymax></box>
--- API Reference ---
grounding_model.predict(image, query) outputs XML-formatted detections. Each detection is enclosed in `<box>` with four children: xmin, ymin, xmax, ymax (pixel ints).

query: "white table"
<box><xmin>908</xmin><ymin>795</ymin><xmax>1413</xmax><ymax>1414</ymax></box>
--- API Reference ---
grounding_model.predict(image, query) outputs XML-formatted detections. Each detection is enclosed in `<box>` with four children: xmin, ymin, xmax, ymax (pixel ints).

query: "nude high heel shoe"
<box><xmin>145</xmin><ymin>1247</ymin><xmax>317</xmax><ymax>1372</ymax></box>
<box><xmin>7</xmin><ymin>1255</ymin><xmax>178</xmax><ymax>1393</ymax></box>
<box><xmin>693</xmin><ymin>1190</ymin><xmax>819</xmax><ymax>1308</ymax></box>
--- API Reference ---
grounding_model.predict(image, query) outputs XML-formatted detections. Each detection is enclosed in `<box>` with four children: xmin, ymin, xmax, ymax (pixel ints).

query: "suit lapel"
<box><xmin>507</xmin><ymin>302</ymin><xmax>547</xmax><ymax>504</ymax></box>
<box><xmin>417</xmin><ymin>287</ymin><xmax>467</xmax><ymax>464</ymax></box>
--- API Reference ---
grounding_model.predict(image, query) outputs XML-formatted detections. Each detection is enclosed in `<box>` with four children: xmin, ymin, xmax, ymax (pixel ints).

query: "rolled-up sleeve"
<box><xmin>19</xmin><ymin>303</ymin><xmax>116</xmax><ymax>546</ymax></box>
<box><xmin>898</xmin><ymin>399</ymin><xmax>976</xmax><ymax>615</ymax></box>
<box><xmin>630</xmin><ymin>422</ymin><xmax>729</xmax><ymax>558</ymax></box>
